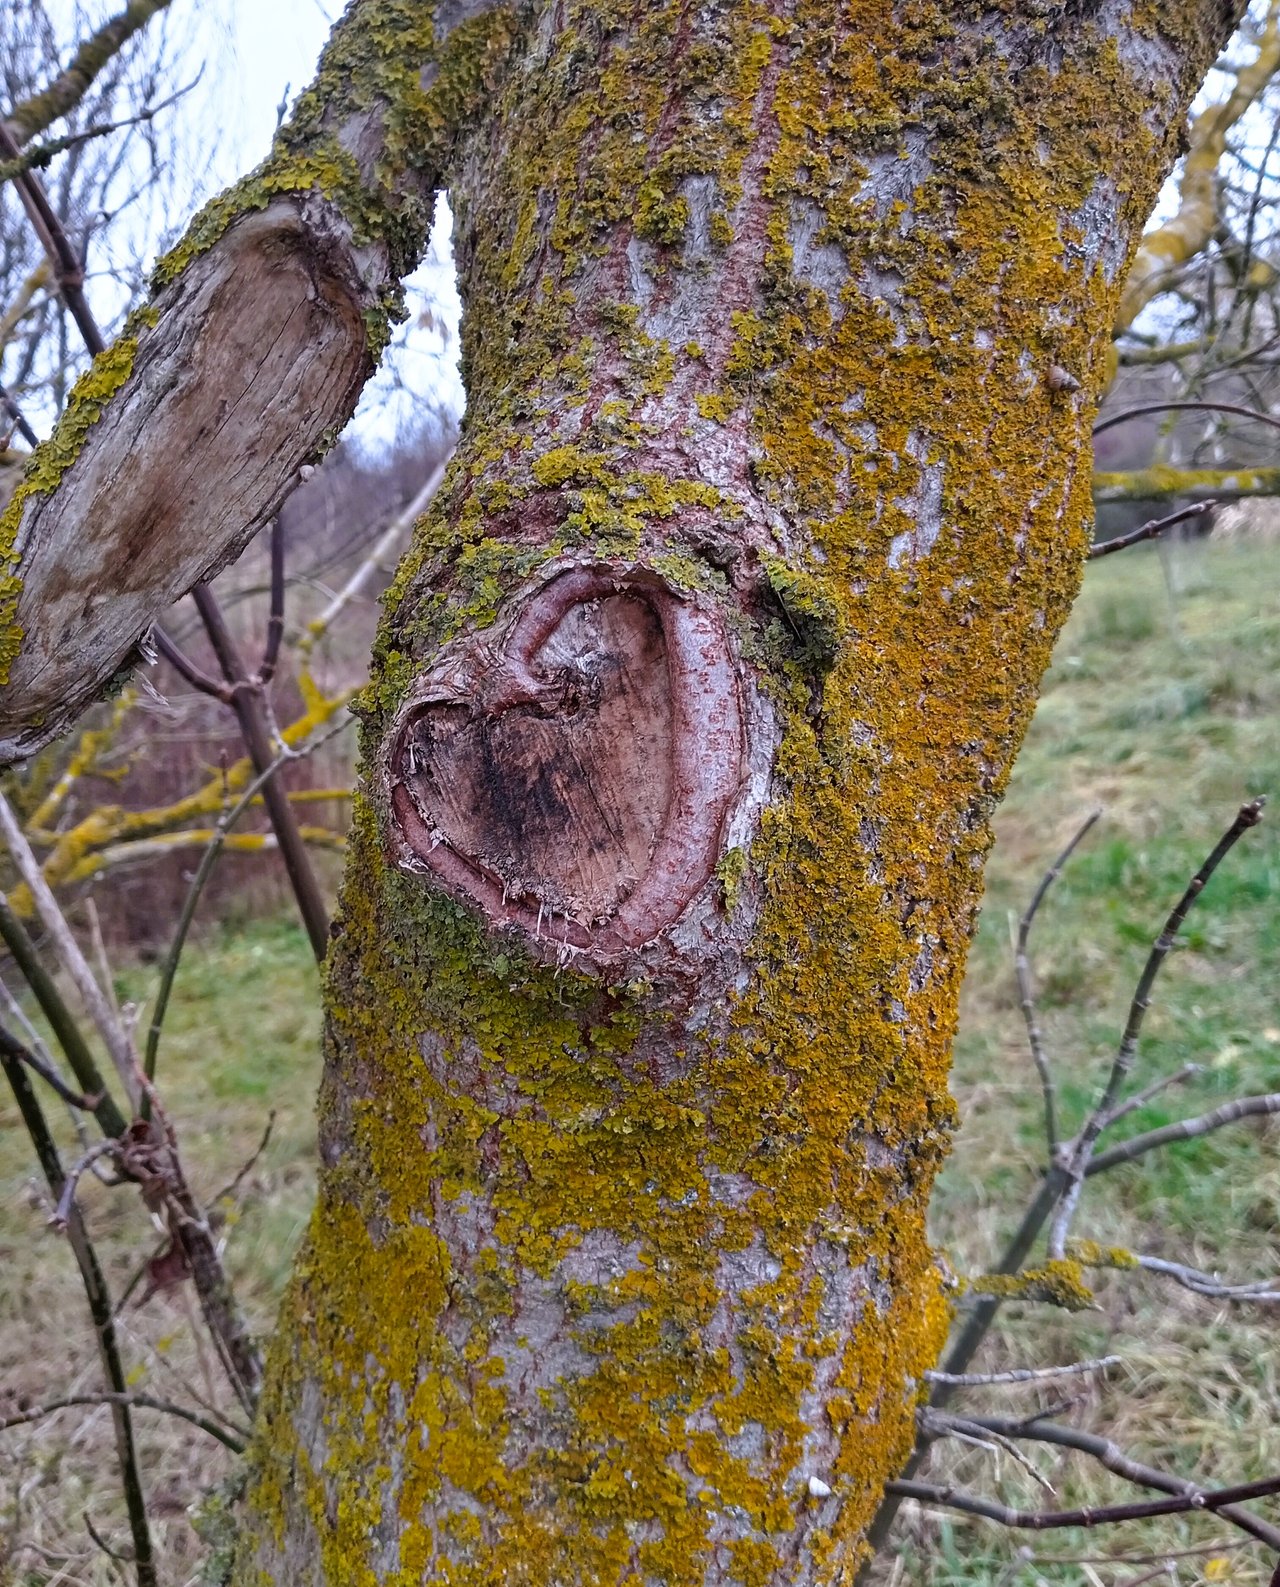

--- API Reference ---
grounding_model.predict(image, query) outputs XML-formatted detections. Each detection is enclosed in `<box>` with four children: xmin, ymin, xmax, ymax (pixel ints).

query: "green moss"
<box><xmin>234</xmin><ymin>0</ymin><xmax>1231</xmax><ymax>1580</ymax></box>
<box><xmin>0</xmin><ymin>334</ymin><xmax>141</xmax><ymax>684</ymax></box>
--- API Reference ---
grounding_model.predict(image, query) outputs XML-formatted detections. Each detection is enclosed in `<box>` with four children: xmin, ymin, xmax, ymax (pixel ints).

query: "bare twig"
<box><xmin>4</xmin><ymin>0</ymin><xmax>178</xmax><ymax>147</ymax></box>
<box><xmin>0</xmin><ymin>893</ymin><xmax>128</xmax><ymax>1137</ymax></box>
<box><xmin>143</xmin><ymin>718</ymin><xmax>347</xmax><ymax>1084</ymax></box>
<box><xmin>0</xmin><ymin>791</ymin><xmax>141</xmax><ymax>1109</ymax></box>
<box><xmin>0</xmin><ymin>1024</ymin><xmax>156</xmax><ymax>1587</ymax></box>
<box><xmin>1047</xmin><ymin>798</ymin><xmax>1266</xmax><ymax>1258</ymax></box>
<box><xmin>296</xmin><ymin>458</ymin><xmax>449</xmax><ymax>658</ymax></box>
<box><xmin>1129</xmin><ymin>1253</ymin><xmax>1280</xmax><ymax>1303</ymax></box>
<box><xmin>948</xmin><ymin>1413</ymin><xmax>1280</xmax><ymax>1551</ymax></box>
<box><xmin>1087</xmin><ymin>1092</ymin><xmax>1280</xmax><ymax>1175</ymax></box>
<box><xmin>1088</xmin><ymin>501</ymin><xmax>1218</xmax><ymax>559</ymax></box>
<box><xmin>886</xmin><ymin>1472</ymin><xmax>1280</xmax><ymax>1534</ymax></box>
<box><xmin>255</xmin><ymin>519</ymin><xmax>286</xmax><ymax>686</ymax></box>
<box><xmin>151</xmin><ymin>625</ymin><xmax>230</xmax><ymax>701</ymax></box>
<box><xmin>0</xmin><ymin>85</ymin><xmax>195</xmax><ymax>185</ymax></box>
<box><xmin>1094</xmin><ymin>1063</ymin><xmax>1203</xmax><ymax>1133</ymax></box>
<box><xmin>925</xmin><ymin>1356</ymin><xmax>1122</xmax><ymax>1388</ymax></box>
<box><xmin>0</xmin><ymin>1018</ymin><xmax>100</xmax><ymax>1112</ymax></box>
<box><xmin>211</xmin><ymin>1112</ymin><xmax>276</xmax><ymax>1208</ymax></box>
<box><xmin>922</xmin><ymin>1410</ymin><xmax>1056</xmax><ymax>1491</ymax></box>
<box><xmin>1093</xmin><ymin>399</ymin><xmax>1280</xmax><ymax>440</ymax></box>
<box><xmin>1</xmin><ymin>1393</ymin><xmax>247</xmax><ymax>1452</ymax></box>
<box><xmin>51</xmin><ymin>1139</ymin><xmax>121</xmax><ymax>1230</ymax></box>
<box><xmin>1014</xmin><ymin>808</ymin><xmax>1103</xmax><ymax>1157</ymax></box>
<box><xmin>190</xmin><ymin>583</ymin><xmax>332</xmax><ymax>962</ymax></box>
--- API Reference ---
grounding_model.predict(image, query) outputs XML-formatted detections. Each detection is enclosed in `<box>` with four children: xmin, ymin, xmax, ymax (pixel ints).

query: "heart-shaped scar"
<box><xmin>383</xmin><ymin>563</ymin><xmax>747</xmax><ymax>962</ymax></box>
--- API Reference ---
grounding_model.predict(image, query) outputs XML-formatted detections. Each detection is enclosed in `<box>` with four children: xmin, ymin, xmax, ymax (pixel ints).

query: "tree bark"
<box><xmin>214</xmin><ymin>4</ymin><xmax>1244</xmax><ymax>1584</ymax></box>
<box><xmin>0</xmin><ymin>0</ymin><xmax>512</xmax><ymax>762</ymax></box>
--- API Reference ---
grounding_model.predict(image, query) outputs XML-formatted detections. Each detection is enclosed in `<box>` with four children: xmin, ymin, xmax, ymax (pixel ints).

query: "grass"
<box><xmin>904</xmin><ymin>537</ymin><xmax>1280</xmax><ymax>1587</ymax></box>
<box><xmin>0</xmin><ymin>538</ymin><xmax>1277</xmax><ymax>1584</ymax></box>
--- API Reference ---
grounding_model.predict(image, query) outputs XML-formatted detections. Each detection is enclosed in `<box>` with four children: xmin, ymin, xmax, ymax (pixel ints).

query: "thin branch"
<box><xmin>1093</xmin><ymin>1062</ymin><xmax>1202</xmax><ymax>1134</ymax></box>
<box><xmin>0</xmin><ymin>791</ymin><xmax>141</xmax><ymax>1110</ymax></box>
<box><xmin>210</xmin><ymin>1112</ymin><xmax>275</xmax><ymax>1209</ymax></box>
<box><xmin>1088</xmin><ymin>501</ymin><xmax>1218</xmax><ymax>559</ymax></box>
<box><xmin>190</xmin><ymin>583</ymin><xmax>332</xmax><ymax>962</ymax></box>
<box><xmin>52</xmin><ymin>1139</ymin><xmax>121</xmax><ymax>1230</ymax></box>
<box><xmin>1093</xmin><ymin>399</ymin><xmax>1280</xmax><ymax>441</ymax></box>
<box><xmin>295</xmin><ymin>457</ymin><xmax>449</xmax><ymax>658</ymax></box>
<box><xmin>923</xmin><ymin>1411</ymin><xmax>1056</xmax><ymax>1492</ymax></box>
<box><xmin>950</xmin><ymin>1413</ymin><xmax>1280</xmax><ymax>1552</ymax></box>
<box><xmin>255</xmin><ymin>518</ymin><xmax>285</xmax><ymax>686</ymax></box>
<box><xmin>0</xmin><ymin>1393</ymin><xmax>247</xmax><ymax>1453</ymax></box>
<box><xmin>151</xmin><ymin>624</ymin><xmax>231</xmax><ymax>701</ymax></box>
<box><xmin>926</xmin><ymin>1356</ymin><xmax>1121</xmax><ymax>1389</ymax></box>
<box><xmin>885</xmin><ymin>1472</ymin><xmax>1280</xmax><ymax>1533</ymax></box>
<box><xmin>0</xmin><ymin>1025</ymin><xmax>156</xmax><ymax>1587</ymax></box>
<box><xmin>1087</xmin><ymin>1093</ymin><xmax>1280</xmax><ymax>1175</ymax></box>
<box><xmin>0</xmin><ymin>893</ymin><xmax>128</xmax><ymax>1137</ymax></box>
<box><xmin>1131</xmin><ymin>1253</ymin><xmax>1280</xmax><ymax>1303</ymax></box>
<box><xmin>1048</xmin><ymin>798</ymin><xmax>1266</xmax><ymax>1258</ymax></box>
<box><xmin>0</xmin><ymin>124</ymin><xmax>106</xmax><ymax>357</ymax></box>
<box><xmin>0</xmin><ymin>378</ymin><xmax>40</xmax><ymax>448</ymax></box>
<box><xmin>0</xmin><ymin>89</ymin><xmax>192</xmax><ymax>186</ymax></box>
<box><xmin>1014</xmin><ymin>808</ymin><xmax>1102</xmax><ymax>1157</ymax></box>
<box><xmin>143</xmin><ymin>718</ymin><xmax>347</xmax><ymax>1083</ymax></box>
<box><xmin>0</xmin><ymin>1019</ymin><xmax>99</xmax><ymax>1112</ymax></box>
<box><xmin>3</xmin><ymin>0</ymin><xmax>178</xmax><ymax>147</ymax></box>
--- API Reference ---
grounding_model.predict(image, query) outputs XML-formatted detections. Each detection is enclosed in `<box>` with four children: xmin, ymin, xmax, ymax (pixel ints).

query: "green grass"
<box><xmin>1</xmin><ymin>538</ymin><xmax>1277</xmax><ymax>1584</ymax></box>
<box><xmin>0</xmin><ymin>918</ymin><xmax>320</xmax><ymax>1585</ymax></box>
<box><xmin>910</xmin><ymin>538</ymin><xmax>1280</xmax><ymax>1586</ymax></box>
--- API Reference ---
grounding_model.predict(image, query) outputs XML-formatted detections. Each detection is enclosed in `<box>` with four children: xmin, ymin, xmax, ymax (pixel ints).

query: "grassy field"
<box><xmin>1</xmin><ymin>537</ymin><xmax>1277</xmax><ymax>1585</ymax></box>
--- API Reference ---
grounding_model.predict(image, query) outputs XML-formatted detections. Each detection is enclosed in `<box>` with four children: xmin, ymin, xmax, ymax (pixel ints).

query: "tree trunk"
<box><xmin>0</xmin><ymin>1</ymin><xmax>1230</xmax><ymax>1582</ymax></box>
<box><xmin>223</xmin><ymin>6</ymin><xmax>1243</xmax><ymax>1582</ymax></box>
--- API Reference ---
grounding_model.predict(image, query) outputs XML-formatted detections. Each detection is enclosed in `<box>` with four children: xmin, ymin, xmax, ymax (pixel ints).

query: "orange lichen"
<box><xmin>231</xmin><ymin>4</ymin><xmax>1236</xmax><ymax>1584</ymax></box>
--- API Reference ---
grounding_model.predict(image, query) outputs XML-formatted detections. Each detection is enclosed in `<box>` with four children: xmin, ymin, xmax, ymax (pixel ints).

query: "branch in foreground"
<box><xmin>887</xmin><ymin>1472</ymin><xmax>1280</xmax><ymax>1534</ymax></box>
<box><xmin>1088</xmin><ymin>501</ymin><xmax>1217</xmax><ymax>559</ymax></box>
<box><xmin>1014</xmin><ymin>808</ymin><xmax>1102</xmax><ymax>1156</ymax></box>
<box><xmin>1047</xmin><ymin>797</ymin><xmax>1266</xmax><ymax>1258</ymax></box>
<box><xmin>1086</xmin><ymin>1092</ymin><xmax>1280</xmax><ymax>1175</ymax></box>
<box><xmin>925</xmin><ymin>1355</ymin><xmax>1121</xmax><ymax>1388</ymax></box>
<box><xmin>933</xmin><ymin>1411</ymin><xmax>1280</xmax><ymax>1552</ymax></box>
<box><xmin>0</xmin><ymin>1023</ymin><xmax>156</xmax><ymax>1586</ymax></box>
<box><xmin>3</xmin><ymin>0</ymin><xmax>177</xmax><ymax>148</ymax></box>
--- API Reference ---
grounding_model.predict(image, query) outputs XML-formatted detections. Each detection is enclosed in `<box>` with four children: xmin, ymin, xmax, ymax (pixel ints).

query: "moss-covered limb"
<box><xmin>2</xmin><ymin>0</ymin><xmax>176</xmax><ymax>148</ymax></box>
<box><xmin>235</xmin><ymin>4</ymin><xmax>1243</xmax><ymax>1585</ymax></box>
<box><xmin>1093</xmin><ymin>463</ymin><xmax>1280</xmax><ymax>500</ymax></box>
<box><xmin>0</xmin><ymin>0</ymin><xmax>518</xmax><ymax>762</ymax></box>
<box><xmin>1115</xmin><ymin>0</ymin><xmax>1280</xmax><ymax>337</ymax></box>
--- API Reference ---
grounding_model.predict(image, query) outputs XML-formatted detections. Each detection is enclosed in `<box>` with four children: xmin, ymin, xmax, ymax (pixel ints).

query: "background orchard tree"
<box><xmin>2</xmin><ymin>3</ymin><xmax>1277</xmax><ymax>1586</ymax></box>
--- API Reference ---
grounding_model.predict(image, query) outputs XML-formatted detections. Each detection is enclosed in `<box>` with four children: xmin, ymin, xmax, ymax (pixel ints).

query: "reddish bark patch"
<box><xmin>387</xmin><ymin>564</ymin><xmax>745</xmax><ymax>960</ymax></box>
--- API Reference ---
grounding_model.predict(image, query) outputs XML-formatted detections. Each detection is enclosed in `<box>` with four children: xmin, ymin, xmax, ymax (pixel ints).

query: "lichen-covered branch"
<box><xmin>1093</xmin><ymin>463</ymin><xmax>1280</xmax><ymax>500</ymax></box>
<box><xmin>1115</xmin><ymin>0</ymin><xmax>1280</xmax><ymax>336</ymax></box>
<box><xmin>0</xmin><ymin>0</ymin><xmax>516</xmax><ymax>761</ymax></box>
<box><xmin>2</xmin><ymin>0</ymin><xmax>176</xmax><ymax>149</ymax></box>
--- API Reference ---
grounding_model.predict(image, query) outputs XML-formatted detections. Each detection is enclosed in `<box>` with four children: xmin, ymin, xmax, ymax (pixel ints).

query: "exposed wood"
<box><xmin>0</xmin><ymin>200</ymin><xmax>371</xmax><ymax>760</ymax></box>
<box><xmin>386</xmin><ymin>564</ymin><xmax>748</xmax><ymax>962</ymax></box>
